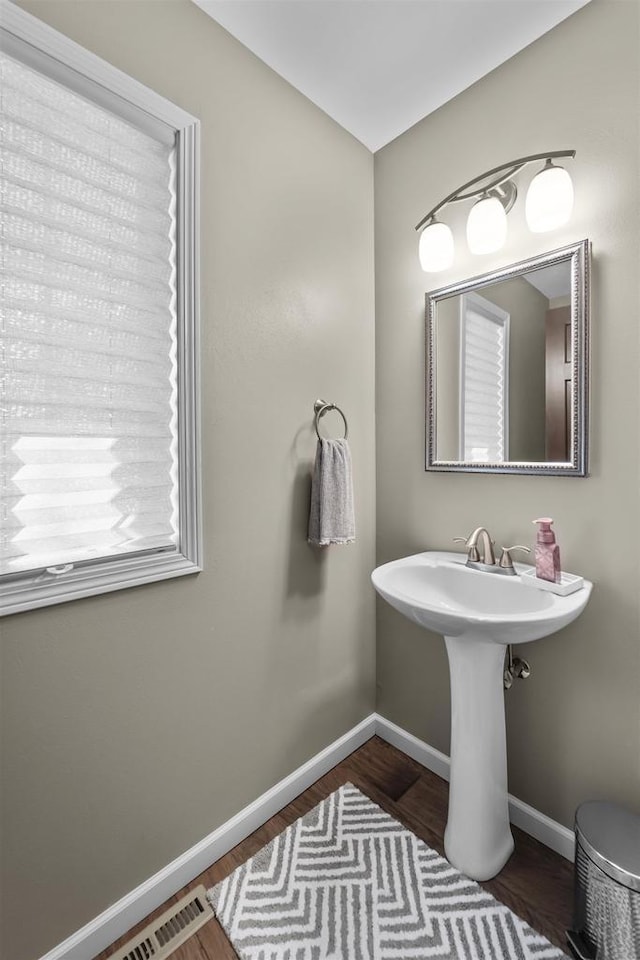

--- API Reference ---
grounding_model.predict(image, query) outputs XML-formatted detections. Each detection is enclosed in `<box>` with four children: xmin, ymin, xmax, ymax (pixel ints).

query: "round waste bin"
<box><xmin>567</xmin><ymin>800</ymin><xmax>640</xmax><ymax>960</ymax></box>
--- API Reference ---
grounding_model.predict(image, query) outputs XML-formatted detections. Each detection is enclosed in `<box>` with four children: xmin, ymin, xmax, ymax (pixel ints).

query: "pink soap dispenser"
<box><xmin>533</xmin><ymin>518</ymin><xmax>561</xmax><ymax>583</ymax></box>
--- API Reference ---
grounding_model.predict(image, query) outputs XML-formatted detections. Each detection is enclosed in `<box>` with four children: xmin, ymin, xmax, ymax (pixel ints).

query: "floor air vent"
<box><xmin>109</xmin><ymin>885</ymin><xmax>214</xmax><ymax>960</ymax></box>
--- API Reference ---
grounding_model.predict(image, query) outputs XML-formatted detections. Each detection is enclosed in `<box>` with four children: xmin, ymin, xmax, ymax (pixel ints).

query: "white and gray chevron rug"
<box><xmin>208</xmin><ymin>782</ymin><xmax>568</xmax><ymax>960</ymax></box>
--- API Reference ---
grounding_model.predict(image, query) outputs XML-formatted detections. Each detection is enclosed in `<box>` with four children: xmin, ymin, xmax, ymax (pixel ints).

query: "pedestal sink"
<box><xmin>372</xmin><ymin>551</ymin><xmax>592</xmax><ymax>881</ymax></box>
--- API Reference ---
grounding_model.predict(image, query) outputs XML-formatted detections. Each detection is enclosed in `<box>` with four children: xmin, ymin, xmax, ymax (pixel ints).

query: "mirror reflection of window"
<box><xmin>459</xmin><ymin>292</ymin><xmax>509</xmax><ymax>463</ymax></box>
<box><xmin>426</xmin><ymin>240</ymin><xmax>589</xmax><ymax>475</ymax></box>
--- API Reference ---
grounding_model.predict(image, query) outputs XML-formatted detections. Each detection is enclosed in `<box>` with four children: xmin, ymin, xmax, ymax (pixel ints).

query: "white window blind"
<box><xmin>0</xmin><ymin>50</ymin><xmax>180</xmax><ymax>577</ymax></box>
<box><xmin>460</xmin><ymin>293</ymin><xmax>509</xmax><ymax>463</ymax></box>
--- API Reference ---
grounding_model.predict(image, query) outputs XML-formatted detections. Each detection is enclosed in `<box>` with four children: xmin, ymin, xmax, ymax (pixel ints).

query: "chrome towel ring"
<box><xmin>314</xmin><ymin>398</ymin><xmax>348</xmax><ymax>440</ymax></box>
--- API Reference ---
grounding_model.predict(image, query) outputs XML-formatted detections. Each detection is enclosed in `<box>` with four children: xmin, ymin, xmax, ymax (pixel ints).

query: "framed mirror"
<box><xmin>426</xmin><ymin>239</ymin><xmax>590</xmax><ymax>475</ymax></box>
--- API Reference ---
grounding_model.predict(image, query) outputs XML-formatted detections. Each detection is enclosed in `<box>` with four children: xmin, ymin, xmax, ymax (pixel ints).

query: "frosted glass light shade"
<box><xmin>466</xmin><ymin>196</ymin><xmax>507</xmax><ymax>254</ymax></box>
<box><xmin>525</xmin><ymin>164</ymin><xmax>574</xmax><ymax>232</ymax></box>
<box><xmin>419</xmin><ymin>221</ymin><xmax>454</xmax><ymax>272</ymax></box>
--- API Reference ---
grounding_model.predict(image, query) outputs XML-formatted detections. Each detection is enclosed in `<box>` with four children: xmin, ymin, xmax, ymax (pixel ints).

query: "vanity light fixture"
<box><xmin>525</xmin><ymin>159</ymin><xmax>574</xmax><ymax>232</ymax></box>
<box><xmin>416</xmin><ymin>150</ymin><xmax>576</xmax><ymax>272</ymax></box>
<box><xmin>466</xmin><ymin>195</ymin><xmax>508</xmax><ymax>255</ymax></box>
<box><xmin>418</xmin><ymin>219</ymin><xmax>454</xmax><ymax>271</ymax></box>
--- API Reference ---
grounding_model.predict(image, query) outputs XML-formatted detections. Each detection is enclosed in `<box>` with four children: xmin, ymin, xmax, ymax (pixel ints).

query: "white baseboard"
<box><xmin>40</xmin><ymin>710</ymin><xmax>574</xmax><ymax>960</ymax></box>
<box><xmin>39</xmin><ymin>713</ymin><xmax>377</xmax><ymax>960</ymax></box>
<box><xmin>507</xmin><ymin>793</ymin><xmax>575</xmax><ymax>861</ymax></box>
<box><xmin>374</xmin><ymin>714</ymin><xmax>575</xmax><ymax>861</ymax></box>
<box><xmin>374</xmin><ymin>714</ymin><xmax>451</xmax><ymax>780</ymax></box>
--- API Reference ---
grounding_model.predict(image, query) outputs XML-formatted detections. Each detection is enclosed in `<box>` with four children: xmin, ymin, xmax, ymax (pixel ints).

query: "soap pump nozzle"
<box><xmin>533</xmin><ymin>517</ymin><xmax>556</xmax><ymax>544</ymax></box>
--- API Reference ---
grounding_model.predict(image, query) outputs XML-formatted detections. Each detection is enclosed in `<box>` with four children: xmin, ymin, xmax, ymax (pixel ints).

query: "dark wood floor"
<box><xmin>97</xmin><ymin>736</ymin><xmax>574</xmax><ymax>959</ymax></box>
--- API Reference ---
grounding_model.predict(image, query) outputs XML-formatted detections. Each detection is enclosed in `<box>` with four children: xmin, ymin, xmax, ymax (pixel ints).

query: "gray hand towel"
<box><xmin>308</xmin><ymin>438</ymin><xmax>355</xmax><ymax>546</ymax></box>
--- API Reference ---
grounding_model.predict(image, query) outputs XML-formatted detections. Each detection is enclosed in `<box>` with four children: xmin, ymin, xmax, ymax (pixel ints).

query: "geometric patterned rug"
<box><xmin>208</xmin><ymin>782</ymin><xmax>568</xmax><ymax>959</ymax></box>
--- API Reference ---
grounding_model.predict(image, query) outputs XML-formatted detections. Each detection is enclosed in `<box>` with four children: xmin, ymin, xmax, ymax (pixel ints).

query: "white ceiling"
<box><xmin>192</xmin><ymin>0</ymin><xmax>590</xmax><ymax>151</ymax></box>
<box><xmin>524</xmin><ymin>262</ymin><xmax>570</xmax><ymax>300</ymax></box>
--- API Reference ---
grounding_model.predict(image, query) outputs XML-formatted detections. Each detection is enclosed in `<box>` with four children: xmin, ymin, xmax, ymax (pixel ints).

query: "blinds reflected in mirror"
<box><xmin>460</xmin><ymin>293</ymin><xmax>510</xmax><ymax>463</ymax></box>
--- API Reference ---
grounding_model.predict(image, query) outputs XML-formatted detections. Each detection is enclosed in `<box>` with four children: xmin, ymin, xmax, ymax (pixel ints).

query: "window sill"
<box><xmin>0</xmin><ymin>551</ymin><xmax>202</xmax><ymax>617</ymax></box>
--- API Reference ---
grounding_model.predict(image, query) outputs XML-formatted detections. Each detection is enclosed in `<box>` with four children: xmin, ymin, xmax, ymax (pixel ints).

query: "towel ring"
<box><xmin>314</xmin><ymin>398</ymin><xmax>348</xmax><ymax>440</ymax></box>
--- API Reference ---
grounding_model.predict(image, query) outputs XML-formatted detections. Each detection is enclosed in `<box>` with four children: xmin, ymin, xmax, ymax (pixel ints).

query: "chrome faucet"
<box><xmin>454</xmin><ymin>527</ymin><xmax>530</xmax><ymax>576</ymax></box>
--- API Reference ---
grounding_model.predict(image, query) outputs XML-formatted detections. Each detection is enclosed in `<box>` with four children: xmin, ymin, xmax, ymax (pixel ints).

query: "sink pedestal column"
<box><xmin>443</xmin><ymin>634</ymin><xmax>514</xmax><ymax>881</ymax></box>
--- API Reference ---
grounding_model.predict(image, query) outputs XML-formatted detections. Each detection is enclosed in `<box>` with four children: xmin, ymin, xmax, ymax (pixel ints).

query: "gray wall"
<box><xmin>375</xmin><ymin>0</ymin><xmax>640</xmax><ymax>830</ymax></box>
<box><xmin>433</xmin><ymin>295</ymin><xmax>461</xmax><ymax>461</ymax></box>
<box><xmin>0</xmin><ymin>3</ymin><xmax>376</xmax><ymax>959</ymax></box>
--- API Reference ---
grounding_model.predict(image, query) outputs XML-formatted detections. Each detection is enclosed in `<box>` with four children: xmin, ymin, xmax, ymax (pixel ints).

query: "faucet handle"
<box><xmin>499</xmin><ymin>545</ymin><xmax>531</xmax><ymax>569</ymax></box>
<box><xmin>453</xmin><ymin>536</ymin><xmax>480</xmax><ymax>562</ymax></box>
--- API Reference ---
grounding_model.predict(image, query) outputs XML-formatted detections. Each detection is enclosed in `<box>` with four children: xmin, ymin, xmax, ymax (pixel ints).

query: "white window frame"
<box><xmin>0</xmin><ymin>2</ymin><xmax>202</xmax><ymax>615</ymax></box>
<box><xmin>458</xmin><ymin>291</ymin><xmax>510</xmax><ymax>463</ymax></box>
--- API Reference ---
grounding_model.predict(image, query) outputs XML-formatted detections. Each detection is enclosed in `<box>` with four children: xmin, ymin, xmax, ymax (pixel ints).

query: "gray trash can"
<box><xmin>567</xmin><ymin>801</ymin><xmax>640</xmax><ymax>960</ymax></box>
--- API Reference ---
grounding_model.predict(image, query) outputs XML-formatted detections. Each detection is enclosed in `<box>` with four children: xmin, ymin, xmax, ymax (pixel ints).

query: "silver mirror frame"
<box><xmin>426</xmin><ymin>239</ymin><xmax>591</xmax><ymax>476</ymax></box>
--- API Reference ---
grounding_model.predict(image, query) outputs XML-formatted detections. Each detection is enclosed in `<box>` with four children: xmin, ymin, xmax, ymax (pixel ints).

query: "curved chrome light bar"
<box><xmin>415</xmin><ymin>149</ymin><xmax>576</xmax><ymax>232</ymax></box>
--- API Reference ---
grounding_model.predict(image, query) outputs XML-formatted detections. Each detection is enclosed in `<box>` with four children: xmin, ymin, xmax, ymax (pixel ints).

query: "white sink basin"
<box><xmin>372</xmin><ymin>550</ymin><xmax>591</xmax><ymax>644</ymax></box>
<box><xmin>372</xmin><ymin>550</ymin><xmax>592</xmax><ymax>881</ymax></box>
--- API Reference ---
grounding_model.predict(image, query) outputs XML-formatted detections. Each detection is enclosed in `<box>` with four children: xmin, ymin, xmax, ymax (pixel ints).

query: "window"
<box><xmin>459</xmin><ymin>292</ymin><xmax>510</xmax><ymax>463</ymax></box>
<box><xmin>0</xmin><ymin>5</ymin><xmax>201</xmax><ymax>615</ymax></box>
